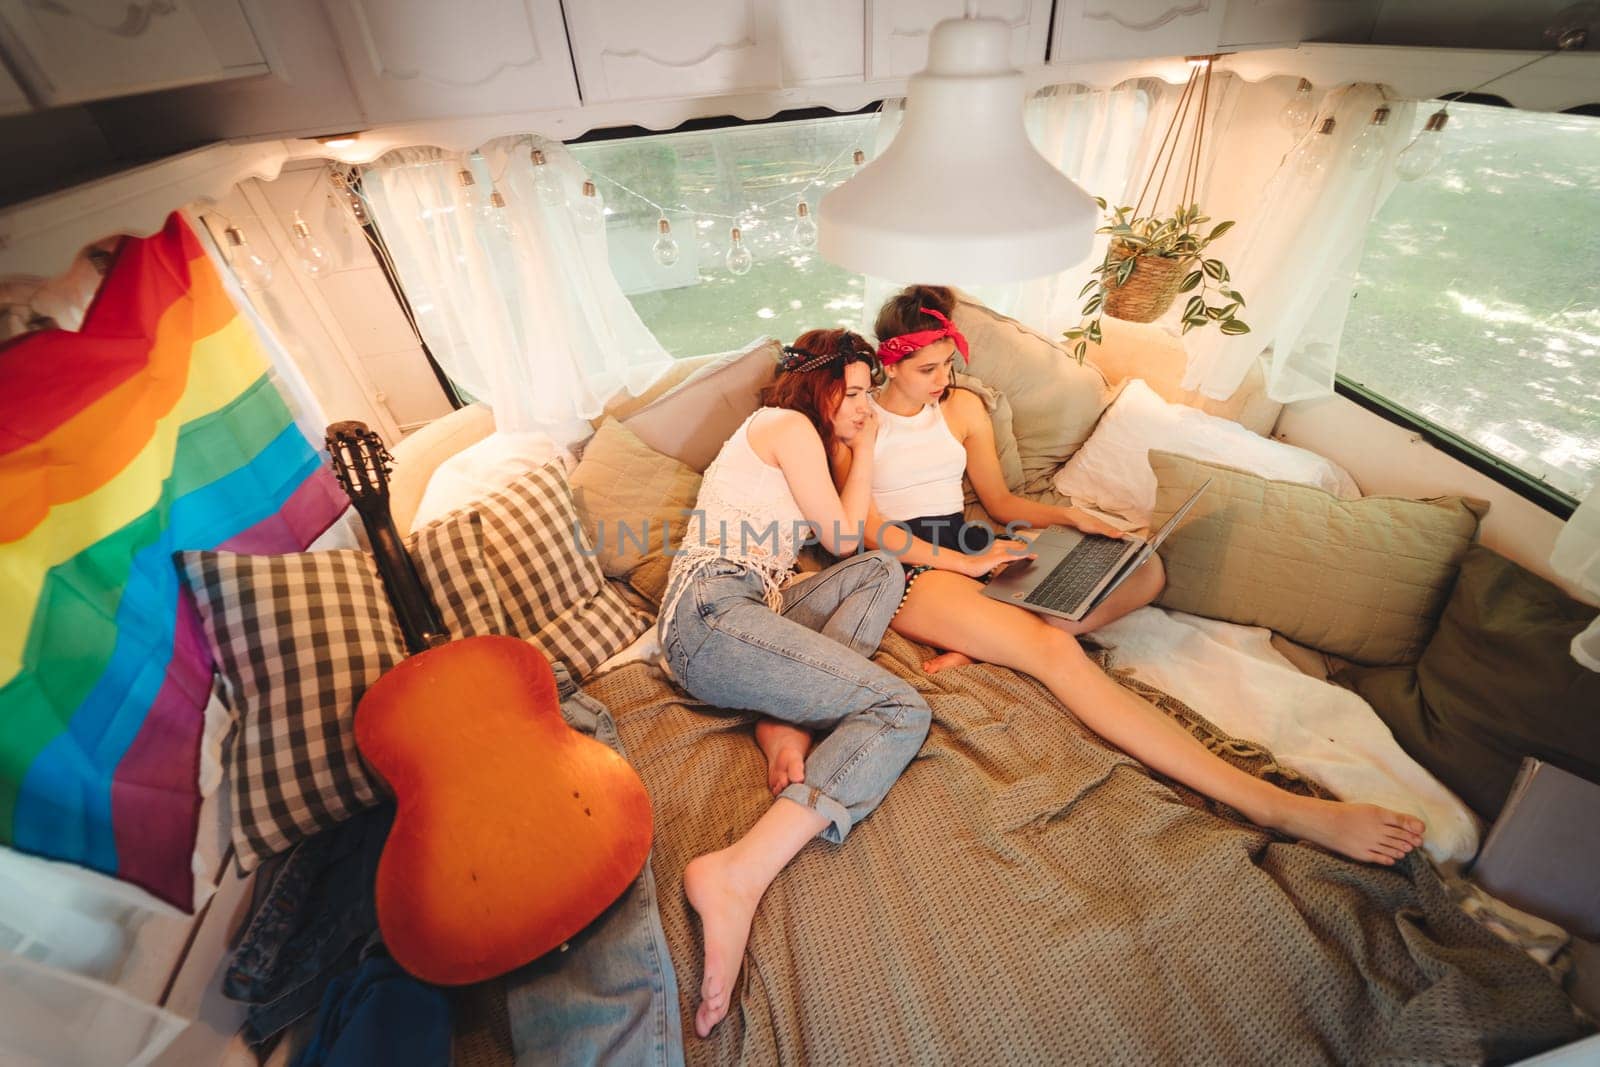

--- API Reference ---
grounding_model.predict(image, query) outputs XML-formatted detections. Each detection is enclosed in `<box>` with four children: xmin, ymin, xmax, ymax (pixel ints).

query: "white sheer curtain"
<box><xmin>362</xmin><ymin>138</ymin><xmax>673</xmax><ymax>442</ymax></box>
<box><xmin>1181</xmin><ymin>85</ymin><xmax>1417</xmax><ymax>402</ymax></box>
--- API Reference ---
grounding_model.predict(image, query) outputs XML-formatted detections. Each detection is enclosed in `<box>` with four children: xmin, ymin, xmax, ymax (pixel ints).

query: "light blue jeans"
<box><xmin>660</xmin><ymin>550</ymin><xmax>931</xmax><ymax>844</ymax></box>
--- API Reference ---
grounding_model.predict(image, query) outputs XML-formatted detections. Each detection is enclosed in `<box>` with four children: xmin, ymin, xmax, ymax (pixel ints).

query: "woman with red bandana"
<box><xmin>756</xmin><ymin>284</ymin><xmax>1429</xmax><ymax>871</ymax></box>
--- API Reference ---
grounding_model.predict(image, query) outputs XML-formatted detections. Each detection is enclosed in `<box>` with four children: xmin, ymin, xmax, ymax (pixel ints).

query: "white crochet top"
<box><xmin>870</xmin><ymin>397</ymin><xmax>966</xmax><ymax>520</ymax></box>
<box><xmin>663</xmin><ymin>408</ymin><xmax>808</xmax><ymax>625</ymax></box>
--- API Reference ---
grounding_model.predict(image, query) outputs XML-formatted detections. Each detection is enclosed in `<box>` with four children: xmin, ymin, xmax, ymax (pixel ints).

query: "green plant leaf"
<box><xmin>1206</xmin><ymin>220</ymin><xmax>1236</xmax><ymax>242</ymax></box>
<box><xmin>1087</xmin><ymin>319</ymin><xmax>1103</xmax><ymax>343</ymax></box>
<box><xmin>1204</xmin><ymin>305</ymin><xmax>1225</xmax><ymax>320</ymax></box>
<box><xmin>1094</xmin><ymin>196</ymin><xmax>1107</xmax><ymax>209</ymax></box>
<box><xmin>1201</xmin><ymin>258</ymin><xmax>1226</xmax><ymax>280</ymax></box>
<box><xmin>1084</xmin><ymin>294</ymin><xmax>1103</xmax><ymax>314</ymax></box>
<box><xmin>1073</xmin><ymin>340</ymin><xmax>1087</xmax><ymax>363</ymax></box>
<box><xmin>1178</xmin><ymin>270</ymin><xmax>1203</xmax><ymax>293</ymax></box>
<box><xmin>1184</xmin><ymin>295</ymin><xmax>1205</xmax><ymax>320</ymax></box>
<box><xmin>1079</xmin><ymin>278</ymin><xmax>1100</xmax><ymax>298</ymax></box>
<box><xmin>1063</xmin><ymin>327</ymin><xmax>1085</xmax><ymax>340</ymax></box>
<box><xmin>1219</xmin><ymin>318</ymin><xmax>1251</xmax><ymax>335</ymax></box>
<box><xmin>1226</xmin><ymin>289</ymin><xmax>1246</xmax><ymax>307</ymax></box>
<box><xmin>1116</xmin><ymin>257</ymin><xmax>1136</xmax><ymax>285</ymax></box>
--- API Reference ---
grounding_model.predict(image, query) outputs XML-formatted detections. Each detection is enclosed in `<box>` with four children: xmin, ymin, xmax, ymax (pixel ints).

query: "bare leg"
<box><xmin>892</xmin><ymin>571</ymin><xmax>1426</xmax><ymax>864</ymax></box>
<box><xmin>683</xmin><ymin>799</ymin><xmax>829</xmax><ymax>1037</ymax></box>
<box><xmin>754</xmin><ymin>718</ymin><xmax>812</xmax><ymax>797</ymax></box>
<box><xmin>922</xmin><ymin>649</ymin><xmax>975</xmax><ymax>673</ymax></box>
<box><xmin>1048</xmin><ymin>553</ymin><xmax>1166</xmax><ymax>637</ymax></box>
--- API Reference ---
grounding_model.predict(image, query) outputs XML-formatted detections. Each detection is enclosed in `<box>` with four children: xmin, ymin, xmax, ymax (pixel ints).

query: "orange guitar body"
<box><xmin>354</xmin><ymin>634</ymin><xmax>653</xmax><ymax>986</ymax></box>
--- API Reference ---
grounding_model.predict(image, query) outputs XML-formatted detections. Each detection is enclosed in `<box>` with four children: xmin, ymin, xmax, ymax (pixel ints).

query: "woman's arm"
<box><xmin>834</xmin><ymin>440</ymin><xmax>1026</xmax><ymax>577</ymax></box>
<box><xmin>947</xmin><ymin>389</ymin><xmax>1128</xmax><ymax>539</ymax></box>
<box><xmin>768</xmin><ymin>410</ymin><xmax>876</xmax><ymax>556</ymax></box>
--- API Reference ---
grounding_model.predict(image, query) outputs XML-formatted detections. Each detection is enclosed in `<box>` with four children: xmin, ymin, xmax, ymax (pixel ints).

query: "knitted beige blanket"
<box><xmin>583</xmin><ymin>632</ymin><xmax>1586</xmax><ymax>1066</ymax></box>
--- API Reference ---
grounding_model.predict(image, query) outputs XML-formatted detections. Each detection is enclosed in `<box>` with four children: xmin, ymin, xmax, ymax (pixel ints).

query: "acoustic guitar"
<box><xmin>326</xmin><ymin>420</ymin><xmax>654</xmax><ymax>986</ymax></box>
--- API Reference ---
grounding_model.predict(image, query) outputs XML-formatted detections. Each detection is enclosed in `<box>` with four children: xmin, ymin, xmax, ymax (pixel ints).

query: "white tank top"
<box><xmin>871</xmin><ymin>398</ymin><xmax>966</xmax><ymax>520</ymax></box>
<box><xmin>664</xmin><ymin>408</ymin><xmax>807</xmax><ymax>621</ymax></box>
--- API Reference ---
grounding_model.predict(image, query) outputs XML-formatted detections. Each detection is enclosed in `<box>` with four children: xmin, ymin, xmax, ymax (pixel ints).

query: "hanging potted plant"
<box><xmin>1062</xmin><ymin>199</ymin><xmax>1249</xmax><ymax>361</ymax></box>
<box><xmin>1061</xmin><ymin>55</ymin><xmax>1250</xmax><ymax>362</ymax></box>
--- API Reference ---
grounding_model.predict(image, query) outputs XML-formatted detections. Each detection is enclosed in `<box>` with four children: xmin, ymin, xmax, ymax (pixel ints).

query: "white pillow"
<box><xmin>1051</xmin><ymin>379</ymin><xmax>1359</xmax><ymax>525</ymax></box>
<box><xmin>410</xmin><ymin>431</ymin><xmax>564</xmax><ymax>530</ymax></box>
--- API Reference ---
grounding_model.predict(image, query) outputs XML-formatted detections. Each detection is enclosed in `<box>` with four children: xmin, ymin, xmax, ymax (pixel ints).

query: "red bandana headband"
<box><xmin>876</xmin><ymin>307</ymin><xmax>969</xmax><ymax>366</ymax></box>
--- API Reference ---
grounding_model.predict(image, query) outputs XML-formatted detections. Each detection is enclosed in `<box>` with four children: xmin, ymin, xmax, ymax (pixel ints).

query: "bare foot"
<box><xmin>1274</xmin><ymin>797</ymin><xmax>1427</xmax><ymax>866</ymax></box>
<box><xmin>683</xmin><ymin>849</ymin><xmax>764</xmax><ymax>1038</ymax></box>
<box><xmin>922</xmin><ymin>649</ymin><xmax>975</xmax><ymax>673</ymax></box>
<box><xmin>754</xmin><ymin>719</ymin><xmax>812</xmax><ymax>797</ymax></box>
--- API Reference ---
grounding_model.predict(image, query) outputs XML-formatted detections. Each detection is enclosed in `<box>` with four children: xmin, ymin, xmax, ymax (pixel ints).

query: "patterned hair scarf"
<box><xmin>778</xmin><ymin>332</ymin><xmax>885</xmax><ymax>384</ymax></box>
<box><xmin>876</xmin><ymin>306</ymin><xmax>969</xmax><ymax>366</ymax></box>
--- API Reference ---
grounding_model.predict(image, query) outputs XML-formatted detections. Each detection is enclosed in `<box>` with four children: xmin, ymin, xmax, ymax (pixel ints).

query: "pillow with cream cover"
<box><xmin>1149</xmin><ymin>451</ymin><xmax>1487</xmax><ymax>666</ymax></box>
<box><xmin>410</xmin><ymin>429</ymin><xmax>564</xmax><ymax>532</ymax></box>
<box><xmin>1053</xmin><ymin>379</ymin><xmax>1359</xmax><ymax>526</ymax></box>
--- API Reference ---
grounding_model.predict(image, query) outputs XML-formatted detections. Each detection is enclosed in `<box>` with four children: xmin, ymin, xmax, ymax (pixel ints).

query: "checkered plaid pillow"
<box><xmin>177</xmin><ymin>510</ymin><xmax>504</xmax><ymax>872</ymax></box>
<box><xmin>435</xmin><ymin>464</ymin><xmax>646</xmax><ymax>677</ymax></box>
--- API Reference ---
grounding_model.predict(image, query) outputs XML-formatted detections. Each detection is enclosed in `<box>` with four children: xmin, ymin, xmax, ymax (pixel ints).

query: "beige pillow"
<box><xmin>1149</xmin><ymin>451</ymin><xmax>1488</xmax><ymax>666</ymax></box>
<box><xmin>569</xmin><ymin>418</ymin><xmax>702</xmax><ymax>580</ymax></box>
<box><xmin>622</xmin><ymin>337</ymin><xmax>781</xmax><ymax>471</ymax></box>
<box><xmin>950</xmin><ymin>370</ymin><xmax>1023</xmax><ymax>509</ymax></box>
<box><xmin>951</xmin><ymin>298</ymin><xmax>1110</xmax><ymax>493</ymax></box>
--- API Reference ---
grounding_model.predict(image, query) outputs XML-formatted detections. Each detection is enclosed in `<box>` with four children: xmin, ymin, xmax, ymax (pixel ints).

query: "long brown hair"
<box><xmin>759</xmin><ymin>328</ymin><xmax>877</xmax><ymax>459</ymax></box>
<box><xmin>873</xmin><ymin>283</ymin><xmax>957</xmax><ymax>346</ymax></box>
<box><xmin>874</xmin><ymin>284</ymin><xmax>959</xmax><ymax>402</ymax></box>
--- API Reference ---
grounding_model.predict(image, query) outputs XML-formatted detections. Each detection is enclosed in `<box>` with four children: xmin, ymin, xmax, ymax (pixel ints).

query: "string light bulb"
<box><xmin>572</xmin><ymin>180</ymin><xmax>606</xmax><ymax>232</ymax></box>
<box><xmin>488</xmin><ymin>189</ymin><xmax>519</xmax><ymax>240</ymax></box>
<box><xmin>530</xmin><ymin>147</ymin><xmax>565</xmax><ymax>206</ymax></box>
<box><xmin>1348</xmin><ymin>106</ymin><xmax>1391</xmax><ymax>170</ymax></box>
<box><xmin>792</xmin><ymin>200</ymin><xmax>818</xmax><ymax>248</ymax></box>
<box><xmin>1280</xmin><ymin>78</ymin><xmax>1315</xmax><ymax>133</ymax></box>
<box><xmin>223</xmin><ymin>226</ymin><xmax>273</xmax><ymax>290</ymax></box>
<box><xmin>725</xmin><ymin>226</ymin><xmax>753</xmax><ymax>275</ymax></box>
<box><xmin>1395</xmin><ymin>109</ymin><xmax>1450</xmax><ymax>181</ymax></box>
<box><xmin>289</xmin><ymin>210</ymin><xmax>333</xmax><ymax>278</ymax></box>
<box><xmin>1292</xmin><ymin>117</ymin><xmax>1338</xmax><ymax>177</ymax></box>
<box><xmin>652</xmin><ymin>217</ymin><xmax>680</xmax><ymax>267</ymax></box>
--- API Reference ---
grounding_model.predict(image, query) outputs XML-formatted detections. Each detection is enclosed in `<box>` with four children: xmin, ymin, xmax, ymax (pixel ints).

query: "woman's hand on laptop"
<box><xmin>1061</xmin><ymin>507</ymin><xmax>1130</xmax><ymax>540</ymax></box>
<box><xmin>957</xmin><ymin>539</ymin><xmax>1034</xmax><ymax>579</ymax></box>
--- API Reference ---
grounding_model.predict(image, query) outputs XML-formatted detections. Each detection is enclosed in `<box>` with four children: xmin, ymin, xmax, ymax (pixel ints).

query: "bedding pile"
<box><xmin>584</xmin><ymin>633</ymin><xmax>1587</xmax><ymax>1065</ymax></box>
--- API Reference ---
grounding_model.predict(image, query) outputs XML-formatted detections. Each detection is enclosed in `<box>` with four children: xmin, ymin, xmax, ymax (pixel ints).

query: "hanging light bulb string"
<box><xmin>580</xmin><ymin>109</ymin><xmax>881</xmax><ymax>225</ymax></box>
<box><xmin>1432</xmin><ymin>34</ymin><xmax>1586</xmax><ymax>119</ymax></box>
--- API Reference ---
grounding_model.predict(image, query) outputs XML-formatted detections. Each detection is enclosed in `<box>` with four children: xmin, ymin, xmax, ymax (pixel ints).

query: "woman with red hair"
<box><xmin>763</xmin><ymin>286</ymin><xmax>1427</xmax><ymax>873</ymax></box>
<box><xmin>660</xmin><ymin>328</ymin><xmax>935</xmax><ymax>1039</ymax></box>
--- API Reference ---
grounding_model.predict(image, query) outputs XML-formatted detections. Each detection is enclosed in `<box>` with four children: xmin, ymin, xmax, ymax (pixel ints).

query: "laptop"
<box><xmin>982</xmin><ymin>479</ymin><xmax>1211</xmax><ymax>622</ymax></box>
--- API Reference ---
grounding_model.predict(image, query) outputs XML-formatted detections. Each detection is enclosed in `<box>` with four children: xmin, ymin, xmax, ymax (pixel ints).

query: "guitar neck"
<box><xmin>355</xmin><ymin>502</ymin><xmax>449</xmax><ymax>656</ymax></box>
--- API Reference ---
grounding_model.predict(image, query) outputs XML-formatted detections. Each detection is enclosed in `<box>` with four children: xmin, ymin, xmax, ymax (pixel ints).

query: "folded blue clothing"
<box><xmin>293</xmin><ymin>951</ymin><xmax>451</xmax><ymax>1067</ymax></box>
<box><xmin>504</xmin><ymin>665</ymin><xmax>684</xmax><ymax>1067</ymax></box>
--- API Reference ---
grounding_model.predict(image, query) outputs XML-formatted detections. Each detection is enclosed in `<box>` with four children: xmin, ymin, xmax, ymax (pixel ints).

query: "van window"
<box><xmin>1338</xmin><ymin>101</ymin><xmax>1600</xmax><ymax>501</ymax></box>
<box><xmin>569</xmin><ymin>114</ymin><xmax>877</xmax><ymax>356</ymax></box>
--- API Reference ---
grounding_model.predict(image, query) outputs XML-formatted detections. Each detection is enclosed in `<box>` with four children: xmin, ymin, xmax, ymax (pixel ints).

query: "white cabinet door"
<box><xmin>1050</xmin><ymin>0</ymin><xmax>1226</xmax><ymax>63</ymax></box>
<box><xmin>866</xmin><ymin>0</ymin><xmax>1051</xmax><ymax>80</ymax></box>
<box><xmin>323</xmin><ymin>0</ymin><xmax>579</xmax><ymax>122</ymax></box>
<box><xmin>563</xmin><ymin>0</ymin><xmax>782</xmax><ymax>102</ymax></box>
<box><xmin>1218</xmin><ymin>0</ymin><xmax>1380</xmax><ymax>50</ymax></box>
<box><xmin>0</xmin><ymin>0</ymin><xmax>265</xmax><ymax>106</ymax></box>
<box><xmin>776</xmin><ymin>0</ymin><xmax>865</xmax><ymax>86</ymax></box>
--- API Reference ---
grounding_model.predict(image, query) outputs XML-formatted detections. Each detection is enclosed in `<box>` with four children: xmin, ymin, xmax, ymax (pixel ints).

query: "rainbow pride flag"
<box><xmin>0</xmin><ymin>213</ymin><xmax>346</xmax><ymax>910</ymax></box>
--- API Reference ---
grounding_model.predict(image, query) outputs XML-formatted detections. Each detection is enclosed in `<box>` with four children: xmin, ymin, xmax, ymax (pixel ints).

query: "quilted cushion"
<box><xmin>569</xmin><ymin>418</ymin><xmax>702</xmax><ymax>578</ymax></box>
<box><xmin>951</xmin><ymin>298</ymin><xmax>1110</xmax><ymax>493</ymax></box>
<box><xmin>177</xmin><ymin>511</ymin><xmax>504</xmax><ymax>871</ymax></box>
<box><xmin>1149</xmin><ymin>451</ymin><xmax>1487</xmax><ymax>665</ymax></box>
<box><xmin>460</xmin><ymin>466</ymin><xmax>647</xmax><ymax>677</ymax></box>
<box><xmin>1339</xmin><ymin>546</ymin><xmax>1600</xmax><ymax>820</ymax></box>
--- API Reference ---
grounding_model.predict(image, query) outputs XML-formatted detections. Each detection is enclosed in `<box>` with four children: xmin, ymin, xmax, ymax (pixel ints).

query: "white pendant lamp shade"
<box><xmin>819</xmin><ymin>17</ymin><xmax>1097</xmax><ymax>286</ymax></box>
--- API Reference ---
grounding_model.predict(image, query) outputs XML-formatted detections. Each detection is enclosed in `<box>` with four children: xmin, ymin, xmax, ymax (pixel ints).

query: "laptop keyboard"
<box><xmin>1023</xmin><ymin>536</ymin><xmax>1131</xmax><ymax>614</ymax></box>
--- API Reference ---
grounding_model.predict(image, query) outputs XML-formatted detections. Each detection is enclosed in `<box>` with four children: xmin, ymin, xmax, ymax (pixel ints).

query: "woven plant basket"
<box><xmin>1102</xmin><ymin>244</ymin><xmax>1190</xmax><ymax>324</ymax></box>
